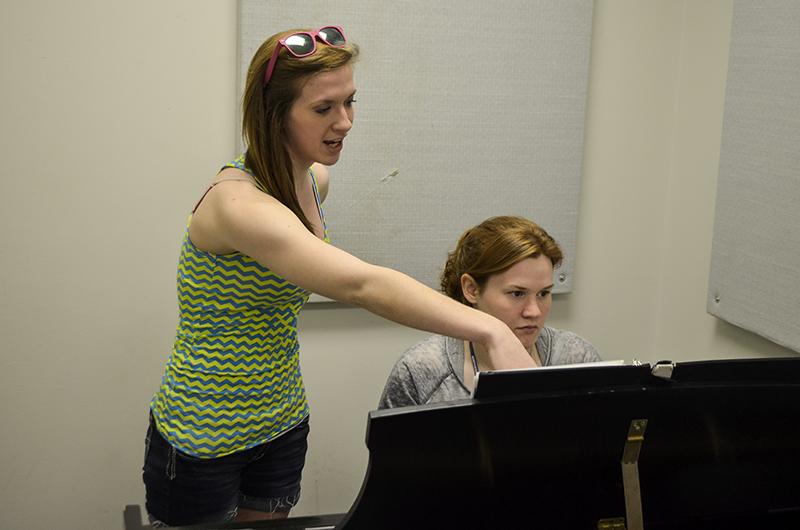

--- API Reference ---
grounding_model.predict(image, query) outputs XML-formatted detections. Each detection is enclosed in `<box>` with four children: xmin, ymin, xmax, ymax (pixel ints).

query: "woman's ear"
<box><xmin>460</xmin><ymin>273</ymin><xmax>480</xmax><ymax>305</ymax></box>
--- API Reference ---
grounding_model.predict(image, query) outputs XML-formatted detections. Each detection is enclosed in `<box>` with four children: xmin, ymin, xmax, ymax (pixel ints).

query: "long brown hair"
<box><xmin>441</xmin><ymin>216</ymin><xmax>563</xmax><ymax>305</ymax></box>
<box><xmin>241</xmin><ymin>28</ymin><xmax>359</xmax><ymax>232</ymax></box>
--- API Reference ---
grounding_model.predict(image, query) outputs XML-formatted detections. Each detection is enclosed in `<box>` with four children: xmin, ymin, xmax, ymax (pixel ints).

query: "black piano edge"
<box><xmin>124</xmin><ymin>357</ymin><xmax>800</xmax><ymax>530</ymax></box>
<box><xmin>124</xmin><ymin>504</ymin><xmax>345</xmax><ymax>530</ymax></box>
<box><xmin>124</xmin><ymin>503</ymin><xmax>800</xmax><ymax>530</ymax></box>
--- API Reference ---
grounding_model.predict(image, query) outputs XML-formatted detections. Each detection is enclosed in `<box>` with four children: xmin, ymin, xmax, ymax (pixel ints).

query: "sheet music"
<box><xmin>472</xmin><ymin>360</ymin><xmax>628</xmax><ymax>398</ymax></box>
<box><xmin>485</xmin><ymin>359</ymin><xmax>626</xmax><ymax>374</ymax></box>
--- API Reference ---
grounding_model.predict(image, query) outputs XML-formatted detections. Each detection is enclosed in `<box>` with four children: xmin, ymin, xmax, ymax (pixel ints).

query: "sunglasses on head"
<box><xmin>263</xmin><ymin>25</ymin><xmax>347</xmax><ymax>86</ymax></box>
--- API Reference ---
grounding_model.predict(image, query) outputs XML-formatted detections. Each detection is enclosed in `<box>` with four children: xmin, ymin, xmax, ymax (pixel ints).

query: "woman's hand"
<box><xmin>483</xmin><ymin>323</ymin><xmax>539</xmax><ymax>370</ymax></box>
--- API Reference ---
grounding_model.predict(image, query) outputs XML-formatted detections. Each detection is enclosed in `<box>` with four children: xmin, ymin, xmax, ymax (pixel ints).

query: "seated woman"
<box><xmin>379</xmin><ymin>215</ymin><xmax>601</xmax><ymax>408</ymax></box>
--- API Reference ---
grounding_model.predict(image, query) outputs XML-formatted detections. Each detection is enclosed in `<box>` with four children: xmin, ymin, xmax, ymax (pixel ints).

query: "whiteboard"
<box><xmin>238</xmin><ymin>1</ymin><xmax>593</xmax><ymax>295</ymax></box>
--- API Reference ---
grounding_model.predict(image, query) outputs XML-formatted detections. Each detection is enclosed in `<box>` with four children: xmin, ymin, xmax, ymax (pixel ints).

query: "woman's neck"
<box><xmin>291</xmin><ymin>158</ymin><xmax>312</xmax><ymax>182</ymax></box>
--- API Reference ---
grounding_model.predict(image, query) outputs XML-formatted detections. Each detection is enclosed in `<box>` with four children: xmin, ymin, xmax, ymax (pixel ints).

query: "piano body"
<box><xmin>125</xmin><ymin>357</ymin><xmax>800</xmax><ymax>529</ymax></box>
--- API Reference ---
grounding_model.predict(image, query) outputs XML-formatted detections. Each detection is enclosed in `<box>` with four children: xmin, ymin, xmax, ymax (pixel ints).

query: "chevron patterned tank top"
<box><xmin>150</xmin><ymin>156</ymin><xmax>326</xmax><ymax>458</ymax></box>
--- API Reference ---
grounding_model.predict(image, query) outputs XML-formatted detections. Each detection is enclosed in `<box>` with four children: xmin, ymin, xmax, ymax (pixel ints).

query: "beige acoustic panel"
<box><xmin>239</xmin><ymin>1</ymin><xmax>593</xmax><ymax>295</ymax></box>
<box><xmin>708</xmin><ymin>1</ymin><xmax>800</xmax><ymax>352</ymax></box>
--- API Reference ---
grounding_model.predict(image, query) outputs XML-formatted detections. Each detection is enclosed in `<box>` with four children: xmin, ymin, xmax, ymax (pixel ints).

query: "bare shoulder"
<box><xmin>206</xmin><ymin>178</ymin><xmax>292</xmax><ymax>236</ymax></box>
<box><xmin>188</xmin><ymin>165</ymin><xmax>373</xmax><ymax>303</ymax></box>
<box><xmin>190</xmin><ymin>172</ymin><xmax>285</xmax><ymax>254</ymax></box>
<box><xmin>311</xmin><ymin>163</ymin><xmax>330</xmax><ymax>203</ymax></box>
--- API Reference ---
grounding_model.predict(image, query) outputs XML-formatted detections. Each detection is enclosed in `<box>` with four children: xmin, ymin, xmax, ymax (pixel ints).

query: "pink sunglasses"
<box><xmin>263</xmin><ymin>25</ymin><xmax>347</xmax><ymax>86</ymax></box>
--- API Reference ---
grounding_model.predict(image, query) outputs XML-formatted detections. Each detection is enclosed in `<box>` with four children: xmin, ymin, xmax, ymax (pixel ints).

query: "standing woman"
<box><xmin>142</xmin><ymin>26</ymin><xmax>535</xmax><ymax>527</ymax></box>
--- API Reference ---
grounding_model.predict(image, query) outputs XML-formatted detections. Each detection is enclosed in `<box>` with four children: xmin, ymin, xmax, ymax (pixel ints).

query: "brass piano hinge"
<box><xmin>597</xmin><ymin>517</ymin><xmax>627</xmax><ymax>529</ymax></box>
<box><xmin>621</xmin><ymin>418</ymin><xmax>648</xmax><ymax>530</ymax></box>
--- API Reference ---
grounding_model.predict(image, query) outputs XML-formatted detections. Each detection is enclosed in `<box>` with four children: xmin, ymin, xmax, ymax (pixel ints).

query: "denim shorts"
<box><xmin>142</xmin><ymin>414</ymin><xmax>310</xmax><ymax>527</ymax></box>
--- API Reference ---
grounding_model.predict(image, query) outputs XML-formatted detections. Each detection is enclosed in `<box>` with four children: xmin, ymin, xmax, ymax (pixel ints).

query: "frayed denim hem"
<box><xmin>240</xmin><ymin>492</ymin><xmax>300</xmax><ymax>513</ymax></box>
<box><xmin>147</xmin><ymin>517</ymin><xmax>170</xmax><ymax>529</ymax></box>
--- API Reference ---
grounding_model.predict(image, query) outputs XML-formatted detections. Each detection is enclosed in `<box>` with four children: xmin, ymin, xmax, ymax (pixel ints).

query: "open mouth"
<box><xmin>323</xmin><ymin>139</ymin><xmax>343</xmax><ymax>147</ymax></box>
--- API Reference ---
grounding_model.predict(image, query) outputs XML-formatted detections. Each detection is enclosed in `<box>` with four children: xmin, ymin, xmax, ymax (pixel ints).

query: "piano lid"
<box><xmin>124</xmin><ymin>357</ymin><xmax>800</xmax><ymax>530</ymax></box>
<box><xmin>338</xmin><ymin>357</ymin><xmax>800</xmax><ymax>529</ymax></box>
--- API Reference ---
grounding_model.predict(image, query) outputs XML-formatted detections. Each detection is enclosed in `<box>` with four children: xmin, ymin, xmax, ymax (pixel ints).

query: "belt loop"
<box><xmin>167</xmin><ymin>446</ymin><xmax>177</xmax><ymax>480</ymax></box>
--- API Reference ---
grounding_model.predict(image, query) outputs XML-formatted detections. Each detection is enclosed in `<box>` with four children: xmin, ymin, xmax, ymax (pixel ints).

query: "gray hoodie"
<box><xmin>378</xmin><ymin>326</ymin><xmax>601</xmax><ymax>409</ymax></box>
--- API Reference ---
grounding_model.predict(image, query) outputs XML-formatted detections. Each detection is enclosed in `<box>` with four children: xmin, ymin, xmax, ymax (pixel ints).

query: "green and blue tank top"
<box><xmin>150</xmin><ymin>155</ymin><xmax>327</xmax><ymax>458</ymax></box>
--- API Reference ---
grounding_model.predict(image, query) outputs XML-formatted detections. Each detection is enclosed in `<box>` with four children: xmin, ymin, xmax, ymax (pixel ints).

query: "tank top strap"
<box><xmin>220</xmin><ymin>153</ymin><xmax>253</xmax><ymax>175</ymax></box>
<box><xmin>308</xmin><ymin>167</ymin><xmax>329</xmax><ymax>241</ymax></box>
<box><xmin>191</xmin><ymin>154</ymin><xmax>254</xmax><ymax>214</ymax></box>
<box><xmin>191</xmin><ymin>178</ymin><xmax>253</xmax><ymax>214</ymax></box>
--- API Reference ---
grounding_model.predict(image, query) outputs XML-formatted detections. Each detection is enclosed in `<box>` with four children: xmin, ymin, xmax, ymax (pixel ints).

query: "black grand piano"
<box><xmin>125</xmin><ymin>357</ymin><xmax>800</xmax><ymax>529</ymax></box>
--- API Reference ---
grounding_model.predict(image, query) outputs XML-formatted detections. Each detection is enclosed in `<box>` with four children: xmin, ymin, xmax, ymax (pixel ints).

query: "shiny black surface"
<box><xmin>342</xmin><ymin>357</ymin><xmax>800</xmax><ymax>529</ymax></box>
<box><xmin>126</xmin><ymin>357</ymin><xmax>800</xmax><ymax>530</ymax></box>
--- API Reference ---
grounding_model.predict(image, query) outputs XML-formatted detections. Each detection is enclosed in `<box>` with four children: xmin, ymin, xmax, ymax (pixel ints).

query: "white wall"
<box><xmin>0</xmin><ymin>1</ymin><xmax>796</xmax><ymax>529</ymax></box>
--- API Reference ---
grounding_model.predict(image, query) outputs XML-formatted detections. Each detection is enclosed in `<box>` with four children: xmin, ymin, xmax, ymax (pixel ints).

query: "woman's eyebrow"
<box><xmin>310</xmin><ymin>90</ymin><xmax>357</xmax><ymax>106</ymax></box>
